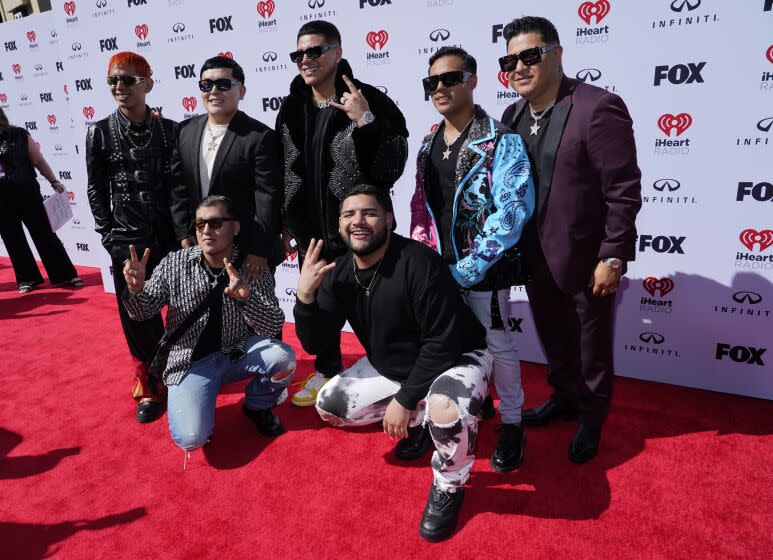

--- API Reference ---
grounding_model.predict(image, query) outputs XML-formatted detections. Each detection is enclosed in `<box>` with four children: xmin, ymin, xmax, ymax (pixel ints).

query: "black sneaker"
<box><xmin>242</xmin><ymin>404</ymin><xmax>284</xmax><ymax>437</ymax></box>
<box><xmin>136</xmin><ymin>400</ymin><xmax>164</xmax><ymax>424</ymax></box>
<box><xmin>490</xmin><ymin>423</ymin><xmax>525</xmax><ymax>473</ymax></box>
<box><xmin>419</xmin><ymin>484</ymin><xmax>465</xmax><ymax>542</ymax></box>
<box><xmin>395</xmin><ymin>424</ymin><xmax>432</xmax><ymax>461</ymax></box>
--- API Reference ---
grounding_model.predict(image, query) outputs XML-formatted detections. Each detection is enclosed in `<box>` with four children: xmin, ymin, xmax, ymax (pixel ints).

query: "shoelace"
<box><xmin>291</xmin><ymin>372</ymin><xmax>320</xmax><ymax>388</ymax></box>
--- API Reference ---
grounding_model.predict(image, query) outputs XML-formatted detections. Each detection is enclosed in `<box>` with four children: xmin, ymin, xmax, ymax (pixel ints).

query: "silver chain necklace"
<box><xmin>441</xmin><ymin>115</ymin><xmax>475</xmax><ymax>160</ymax></box>
<box><xmin>528</xmin><ymin>98</ymin><xmax>556</xmax><ymax>135</ymax></box>
<box><xmin>206</xmin><ymin>122</ymin><xmax>226</xmax><ymax>152</ymax></box>
<box><xmin>353</xmin><ymin>256</ymin><xmax>384</xmax><ymax>297</ymax></box>
<box><xmin>312</xmin><ymin>94</ymin><xmax>337</xmax><ymax>109</ymax></box>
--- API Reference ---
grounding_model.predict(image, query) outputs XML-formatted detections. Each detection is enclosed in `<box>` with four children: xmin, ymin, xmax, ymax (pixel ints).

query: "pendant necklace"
<box><xmin>529</xmin><ymin>98</ymin><xmax>556</xmax><ymax>136</ymax></box>
<box><xmin>206</xmin><ymin>122</ymin><xmax>226</xmax><ymax>152</ymax></box>
<box><xmin>442</xmin><ymin>115</ymin><xmax>475</xmax><ymax>160</ymax></box>
<box><xmin>353</xmin><ymin>256</ymin><xmax>384</xmax><ymax>296</ymax></box>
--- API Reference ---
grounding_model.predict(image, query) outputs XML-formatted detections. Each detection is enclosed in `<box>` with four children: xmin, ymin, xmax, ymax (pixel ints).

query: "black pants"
<box><xmin>0</xmin><ymin>183</ymin><xmax>77</xmax><ymax>286</ymax></box>
<box><xmin>525</xmin><ymin>250</ymin><xmax>615</xmax><ymax>427</ymax></box>
<box><xmin>109</xmin><ymin>243</ymin><xmax>166</xmax><ymax>363</ymax></box>
<box><xmin>298</xmin><ymin>240</ymin><xmax>343</xmax><ymax>376</ymax></box>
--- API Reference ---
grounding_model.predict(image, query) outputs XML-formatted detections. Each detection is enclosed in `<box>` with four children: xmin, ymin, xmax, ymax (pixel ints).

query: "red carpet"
<box><xmin>1</xmin><ymin>258</ymin><xmax>771</xmax><ymax>560</ymax></box>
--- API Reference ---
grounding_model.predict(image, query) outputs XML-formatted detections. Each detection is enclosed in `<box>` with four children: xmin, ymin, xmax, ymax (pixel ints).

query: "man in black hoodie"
<box><xmin>277</xmin><ymin>20</ymin><xmax>409</xmax><ymax>406</ymax></box>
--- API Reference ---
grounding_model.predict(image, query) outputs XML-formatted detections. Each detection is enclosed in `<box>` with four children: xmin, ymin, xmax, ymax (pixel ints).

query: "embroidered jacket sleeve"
<box><xmin>452</xmin><ymin>133</ymin><xmax>535</xmax><ymax>288</ymax></box>
<box><xmin>122</xmin><ymin>253</ymin><xmax>172</xmax><ymax>321</ymax></box>
<box><xmin>238</xmin><ymin>269</ymin><xmax>285</xmax><ymax>336</ymax></box>
<box><xmin>85</xmin><ymin>125</ymin><xmax>112</xmax><ymax>247</ymax></box>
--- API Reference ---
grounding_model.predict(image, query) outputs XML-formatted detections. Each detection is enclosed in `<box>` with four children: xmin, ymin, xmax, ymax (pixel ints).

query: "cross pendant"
<box><xmin>207</xmin><ymin>139</ymin><xmax>218</xmax><ymax>151</ymax></box>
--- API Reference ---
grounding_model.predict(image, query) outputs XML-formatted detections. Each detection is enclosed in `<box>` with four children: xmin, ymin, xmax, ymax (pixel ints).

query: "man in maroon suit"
<box><xmin>500</xmin><ymin>16</ymin><xmax>641</xmax><ymax>463</ymax></box>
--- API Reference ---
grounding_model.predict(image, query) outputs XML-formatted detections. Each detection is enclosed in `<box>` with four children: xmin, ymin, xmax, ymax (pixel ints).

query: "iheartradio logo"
<box><xmin>366</xmin><ymin>30</ymin><xmax>389</xmax><ymax>50</ymax></box>
<box><xmin>766</xmin><ymin>45</ymin><xmax>773</xmax><ymax>65</ymax></box>
<box><xmin>578</xmin><ymin>0</ymin><xmax>610</xmax><ymax>25</ymax></box>
<box><xmin>182</xmin><ymin>96</ymin><xmax>197</xmax><ymax>112</ymax></box>
<box><xmin>12</xmin><ymin>64</ymin><xmax>21</xmax><ymax>75</ymax></box>
<box><xmin>218</xmin><ymin>51</ymin><xmax>234</xmax><ymax>59</ymax></box>
<box><xmin>257</xmin><ymin>0</ymin><xmax>275</xmax><ymax>18</ymax></box>
<box><xmin>63</xmin><ymin>1</ymin><xmax>76</xmax><ymax>16</ymax></box>
<box><xmin>135</xmin><ymin>24</ymin><xmax>149</xmax><ymax>41</ymax></box>
<box><xmin>47</xmin><ymin>114</ymin><xmax>57</xmax><ymax>125</ymax></box>
<box><xmin>429</xmin><ymin>123</ymin><xmax>440</xmax><ymax>133</ymax></box>
<box><xmin>657</xmin><ymin>113</ymin><xmax>692</xmax><ymax>136</ymax></box>
<box><xmin>643</xmin><ymin>277</ymin><xmax>674</xmax><ymax>297</ymax></box>
<box><xmin>0</xmin><ymin>93</ymin><xmax>7</xmax><ymax>104</ymax></box>
<box><xmin>82</xmin><ymin>106</ymin><xmax>95</xmax><ymax>120</ymax></box>
<box><xmin>739</xmin><ymin>229</ymin><xmax>773</xmax><ymax>252</ymax></box>
<box><xmin>27</xmin><ymin>31</ymin><xmax>37</xmax><ymax>43</ymax></box>
<box><xmin>286</xmin><ymin>251</ymin><xmax>297</xmax><ymax>262</ymax></box>
<box><xmin>497</xmin><ymin>71</ymin><xmax>509</xmax><ymax>88</ymax></box>
<box><xmin>67</xmin><ymin>191</ymin><xmax>75</xmax><ymax>201</ymax></box>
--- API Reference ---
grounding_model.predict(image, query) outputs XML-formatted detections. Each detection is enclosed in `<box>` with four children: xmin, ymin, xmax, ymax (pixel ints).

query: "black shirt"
<box><xmin>426</xmin><ymin>122</ymin><xmax>471</xmax><ymax>264</ymax></box>
<box><xmin>190</xmin><ymin>263</ymin><xmax>225</xmax><ymax>361</ymax></box>
<box><xmin>294</xmin><ymin>235</ymin><xmax>487</xmax><ymax>409</ymax></box>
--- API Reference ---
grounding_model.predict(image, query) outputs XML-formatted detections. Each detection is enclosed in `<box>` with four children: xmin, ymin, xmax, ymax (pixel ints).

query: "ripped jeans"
<box><xmin>316</xmin><ymin>349</ymin><xmax>493</xmax><ymax>491</ymax></box>
<box><xmin>167</xmin><ymin>336</ymin><xmax>296</xmax><ymax>451</ymax></box>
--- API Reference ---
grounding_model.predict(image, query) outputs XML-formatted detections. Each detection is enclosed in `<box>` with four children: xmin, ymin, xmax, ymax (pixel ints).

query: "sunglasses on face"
<box><xmin>106</xmin><ymin>75</ymin><xmax>147</xmax><ymax>87</ymax></box>
<box><xmin>289</xmin><ymin>44</ymin><xmax>336</xmax><ymax>64</ymax></box>
<box><xmin>198</xmin><ymin>78</ymin><xmax>240</xmax><ymax>93</ymax></box>
<box><xmin>193</xmin><ymin>217</ymin><xmax>237</xmax><ymax>232</ymax></box>
<box><xmin>498</xmin><ymin>44</ymin><xmax>559</xmax><ymax>72</ymax></box>
<box><xmin>422</xmin><ymin>70</ymin><xmax>473</xmax><ymax>93</ymax></box>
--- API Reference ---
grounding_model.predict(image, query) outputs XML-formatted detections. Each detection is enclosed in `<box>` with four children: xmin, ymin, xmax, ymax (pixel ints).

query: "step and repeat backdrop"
<box><xmin>1</xmin><ymin>0</ymin><xmax>771</xmax><ymax>398</ymax></box>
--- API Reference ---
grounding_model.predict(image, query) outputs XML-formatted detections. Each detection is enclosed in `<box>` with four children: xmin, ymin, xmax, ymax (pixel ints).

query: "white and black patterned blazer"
<box><xmin>122</xmin><ymin>246</ymin><xmax>284</xmax><ymax>385</ymax></box>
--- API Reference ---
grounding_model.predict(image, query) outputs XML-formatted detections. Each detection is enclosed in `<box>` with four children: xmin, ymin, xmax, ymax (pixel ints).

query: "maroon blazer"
<box><xmin>502</xmin><ymin>76</ymin><xmax>642</xmax><ymax>295</ymax></box>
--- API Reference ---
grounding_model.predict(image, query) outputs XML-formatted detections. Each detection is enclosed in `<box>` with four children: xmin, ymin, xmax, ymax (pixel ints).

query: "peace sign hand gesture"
<box><xmin>224</xmin><ymin>259</ymin><xmax>251</xmax><ymax>302</ymax></box>
<box><xmin>328</xmin><ymin>75</ymin><xmax>370</xmax><ymax>125</ymax></box>
<box><xmin>297</xmin><ymin>238</ymin><xmax>336</xmax><ymax>304</ymax></box>
<box><xmin>124</xmin><ymin>244</ymin><xmax>150</xmax><ymax>294</ymax></box>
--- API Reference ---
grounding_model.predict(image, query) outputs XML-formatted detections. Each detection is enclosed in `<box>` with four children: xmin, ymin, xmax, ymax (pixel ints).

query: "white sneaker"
<box><xmin>291</xmin><ymin>372</ymin><xmax>329</xmax><ymax>407</ymax></box>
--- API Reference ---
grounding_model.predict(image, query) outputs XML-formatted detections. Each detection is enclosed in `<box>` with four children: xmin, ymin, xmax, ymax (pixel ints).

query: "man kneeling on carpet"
<box><xmin>122</xmin><ymin>195</ymin><xmax>295</xmax><ymax>451</ymax></box>
<box><xmin>294</xmin><ymin>186</ymin><xmax>492</xmax><ymax>542</ymax></box>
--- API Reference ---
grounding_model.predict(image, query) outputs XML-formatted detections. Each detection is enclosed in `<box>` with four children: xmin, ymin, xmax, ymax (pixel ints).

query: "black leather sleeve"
<box><xmin>85</xmin><ymin>124</ymin><xmax>113</xmax><ymax>248</ymax></box>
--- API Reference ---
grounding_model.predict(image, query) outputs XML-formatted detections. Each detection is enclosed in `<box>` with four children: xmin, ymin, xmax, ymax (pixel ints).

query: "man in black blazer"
<box><xmin>170</xmin><ymin>56</ymin><xmax>281</xmax><ymax>283</ymax></box>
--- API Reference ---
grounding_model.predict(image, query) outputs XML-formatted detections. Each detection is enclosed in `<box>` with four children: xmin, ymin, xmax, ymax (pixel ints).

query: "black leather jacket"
<box><xmin>86</xmin><ymin>108</ymin><xmax>178</xmax><ymax>251</ymax></box>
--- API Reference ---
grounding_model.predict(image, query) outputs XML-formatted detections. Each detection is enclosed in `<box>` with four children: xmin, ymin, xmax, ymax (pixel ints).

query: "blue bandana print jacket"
<box><xmin>410</xmin><ymin>106</ymin><xmax>535</xmax><ymax>288</ymax></box>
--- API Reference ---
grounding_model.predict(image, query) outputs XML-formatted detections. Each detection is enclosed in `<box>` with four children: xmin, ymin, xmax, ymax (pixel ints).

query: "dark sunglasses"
<box><xmin>422</xmin><ymin>70</ymin><xmax>473</xmax><ymax>93</ymax></box>
<box><xmin>289</xmin><ymin>44</ymin><xmax>336</xmax><ymax>63</ymax></box>
<box><xmin>498</xmin><ymin>44</ymin><xmax>559</xmax><ymax>72</ymax></box>
<box><xmin>198</xmin><ymin>78</ymin><xmax>240</xmax><ymax>93</ymax></box>
<box><xmin>106</xmin><ymin>75</ymin><xmax>147</xmax><ymax>87</ymax></box>
<box><xmin>193</xmin><ymin>217</ymin><xmax>237</xmax><ymax>232</ymax></box>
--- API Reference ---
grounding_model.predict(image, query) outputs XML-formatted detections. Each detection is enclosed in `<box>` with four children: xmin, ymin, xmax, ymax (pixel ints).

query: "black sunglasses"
<box><xmin>106</xmin><ymin>75</ymin><xmax>147</xmax><ymax>87</ymax></box>
<box><xmin>198</xmin><ymin>78</ymin><xmax>240</xmax><ymax>93</ymax></box>
<box><xmin>498</xmin><ymin>44</ymin><xmax>559</xmax><ymax>72</ymax></box>
<box><xmin>289</xmin><ymin>44</ymin><xmax>336</xmax><ymax>64</ymax></box>
<box><xmin>193</xmin><ymin>217</ymin><xmax>237</xmax><ymax>232</ymax></box>
<box><xmin>422</xmin><ymin>70</ymin><xmax>473</xmax><ymax>93</ymax></box>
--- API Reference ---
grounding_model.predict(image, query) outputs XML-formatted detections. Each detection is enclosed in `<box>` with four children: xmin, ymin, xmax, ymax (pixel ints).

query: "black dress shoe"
<box><xmin>242</xmin><ymin>405</ymin><xmax>284</xmax><ymax>437</ymax></box>
<box><xmin>568</xmin><ymin>423</ymin><xmax>601</xmax><ymax>464</ymax></box>
<box><xmin>478</xmin><ymin>395</ymin><xmax>496</xmax><ymax>420</ymax></box>
<box><xmin>395</xmin><ymin>424</ymin><xmax>432</xmax><ymax>461</ymax></box>
<box><xmin>522</xmin><ymin>398</ymin><xmax>578</xmax><ymax>427</ymax></box>
<box><xmin>136</xmin><ymin>400</ymin><xmax>164</xmax><ymax>423</ymax></box>
<box><xmin>490</xmin><ymin>423</ymin><xmax>526</xmax><ymax>473</ymax></box>
<box><xmin>419</xmin><ymin>484</ymin><xmax>465</xmax><ymax>542</ymax></box>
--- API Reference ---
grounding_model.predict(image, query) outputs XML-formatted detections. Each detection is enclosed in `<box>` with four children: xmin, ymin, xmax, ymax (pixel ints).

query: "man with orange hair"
<box><xmin>86</xmin><ymin>52</ymin><xmax>178</xmax><ymax>423</ymax></box>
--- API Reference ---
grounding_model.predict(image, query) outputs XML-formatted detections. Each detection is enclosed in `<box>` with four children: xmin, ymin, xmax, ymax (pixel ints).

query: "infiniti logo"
<box><xmin>670</xmin><ymin>0</ymin><xmax>701</xmax><ymax>12</ymax></box>
<box><xmin>429</xmin><ymin>28</ymin><xmax>451</xmax><ymax>42</ymax></box>
<box><xmin>172</xmin><ymin>22</ymin><xmax>185</xmax><ymax>33</ymax></box>
<box><xmin>262</xmin><ymin>51</ymin><xmax>278</xmax><ymax>62</ymax></box>
<box><xmin>308</xmin><ymin>0</ymin><xmax>325</xmax><ymax>8</ymax></box>
<box><xmin>50</xmin><ymin>30</ymin><xmax>58</xmax><ymax>38</ymax></box>
<box><xmin>96</xmin><ymin>0</ymin><xmax>108</xmax><ymax>7</ymax></box>
<box><xmin>285</xmin><ymin>287</ymin><xmax>298</xmax><ymax>297</ymax></box>
<box><xmin>20</xmin><ymin>94</ymin><xmax>28</xmax><ymax>101</ymax></box>
<box><xmin>35</xmin><ymin>64</ymin><xmax>43</xmax><ymax>71</ymax></box>
<box><xmin>575</xmin><ymin>68</ymin><xmax>601</xmax><ymax>82</ymax></box>
<box><xmin>757</xmin><ymin>117</ymin><xmax>773</xmax><ymax>133</ymax></box>
<box><xmin>71</xmin><ymin>42</ymin><xmax>82</xmax><ymax>51</ymax></box>
<box><xmin>653</xmin><ymin>178</ymin><xmax>681</xmax><ymax>192</ymax></box>
<box><xmin>639</xmin><ymin>332</ymin><xmax>665</xmax><ymax>344</ymax></box>
<box><xmin>732</xmin><ymin>291</ymin><xmax>763</xmax><ymax>305</ymax></box>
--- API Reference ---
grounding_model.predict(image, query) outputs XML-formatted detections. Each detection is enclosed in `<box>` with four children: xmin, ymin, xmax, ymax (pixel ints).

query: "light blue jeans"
<box><xmin>167</xmin><ymin>336</ymin><xmax>296</xmax><ymax>451</ymax></box>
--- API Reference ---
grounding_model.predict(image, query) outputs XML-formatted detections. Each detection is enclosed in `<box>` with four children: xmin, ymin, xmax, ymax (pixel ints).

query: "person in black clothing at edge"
<box><xmin>86</xmin><ymin>52</ymin><xmax>178</xmax><ymax>424</ymax></box>
<box><xmin>277</xmin><ymin>20</ymin><xmax>409</xmax><ymax>407</ymax></box>
<box><xmin>0</xmin><ymin>107</ymin><xmax>83</xmax><ymax>294</ymax></box>
<box><xmin>294</xmin><ymin>186</ymin><xmax>493</xmax><ymax>542</ymax></box>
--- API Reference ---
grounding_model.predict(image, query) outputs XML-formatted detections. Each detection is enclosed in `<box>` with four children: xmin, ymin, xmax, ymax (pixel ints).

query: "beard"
<box><xmin>345</xmin><ymin>224</ymin><xmax>389</xmax><ymax>257</ymax></box>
